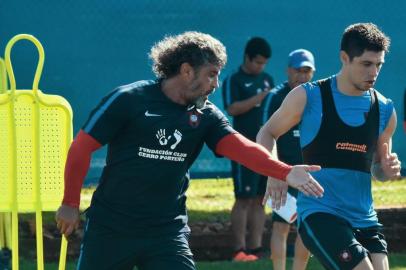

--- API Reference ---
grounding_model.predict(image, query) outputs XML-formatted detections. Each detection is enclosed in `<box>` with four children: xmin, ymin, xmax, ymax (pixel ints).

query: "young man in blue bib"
<box><xmin>258</xmin><ymin>23</ymin><xmax>401</xmax><ymax>270</ymax></box>
<box><xmin>262</xmin><ymin>48</ymin><xmax>316</xmax><ymax>270</ymax></box>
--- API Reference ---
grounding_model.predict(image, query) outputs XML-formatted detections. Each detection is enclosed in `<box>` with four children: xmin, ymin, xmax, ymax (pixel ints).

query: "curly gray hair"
<box><xmin>149</xmin><ymin>31</ymin><xmax>227</xmax><ymax>79</ymax></box>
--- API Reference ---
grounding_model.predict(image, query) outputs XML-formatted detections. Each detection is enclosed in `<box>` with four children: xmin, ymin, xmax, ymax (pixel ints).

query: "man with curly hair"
<box><xmin>258</xmin><ymin>23</ymin><xmax>401</xmax><ymax>270</ymax></box>
<box><xmin>56</xmin><ymin>31</ymin><xmax>323</xmax><ymax>270</ymax></box>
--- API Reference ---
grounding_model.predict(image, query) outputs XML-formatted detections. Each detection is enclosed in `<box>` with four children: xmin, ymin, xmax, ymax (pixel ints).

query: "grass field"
<box><xmin>185</xmin><ymin>178</ymin><xmax>406</xmax><ymax>222</ymax></box>
<box><xmin>80</xmin><ymin>178</ymin><xmax>406</xmax><ymax>223</ymax></box>
<box><xmin>15</xmin><ymin>177</ymin><xmax>406</xmax><ymax>269</ymax></box>
<box><xmin>19</xmin><ymin>253</ymin><xmax>406</xmax><ymax>269</ymax></box>
<box><xmin>23</xmin><ymin>177</ymin><xmax>406</xmax><ymax>225</ymax></box>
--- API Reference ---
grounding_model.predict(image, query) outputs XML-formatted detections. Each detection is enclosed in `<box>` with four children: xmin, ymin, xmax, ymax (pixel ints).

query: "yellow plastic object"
<box><xmin>0</xmin><ymin>213</ymin><xmax>11</xmax><ymax>249</ymax></box>
<box><xmin>0</xmin><ymin>57</ymin><xmax>12</xmax><ymax>250</ymax></box>
<box><xmin>0</xmin><ymin>34</ymin><xmax>72</xmax><ymax>270</ymax></box>
<box><xmin>0</xmin><ymin>57</ymin><xmax>6</xmax><ymax>93</ymax></box>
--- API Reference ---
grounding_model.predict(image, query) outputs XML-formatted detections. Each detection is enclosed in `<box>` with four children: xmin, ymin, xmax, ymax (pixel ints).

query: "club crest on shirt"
<box><xmin>339</xmin><ymin>249</ymin><xmax>352</xmax><ymax>262</ymax></box>
<box><xmin>187</xmin><ymin>111</ymin><xmax>201</xmax><ymax>128</ymax></box>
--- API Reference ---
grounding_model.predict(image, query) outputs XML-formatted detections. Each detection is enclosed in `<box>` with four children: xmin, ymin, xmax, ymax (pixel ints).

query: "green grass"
<box><xmin>186</xmin><ymin>178</ymin><xmax>235</xmax><ymax>222</ymax></box>
<box><xmin>184</xmin><ymin>178</ymin><xmax>406</xmax><ymax>222</ymax></box>
<box><xmin>372</xmin><ymin>179</ymin><xmax>406</xmax><ymax>207</ymax></box>
<box><xmin>14</xmin><ymin>178</ymin><xmax>406</xmax><ymax>269</ymax></box>
<box><xmin>70</xmin><ymin>177</ymin><xmax>406</xmax><ymax>223</ymax></box>
<box><xmin>18</xmin><ymin>253</ymin><xmax>406</xmax><ymax>269</ymax></box>
<box><xmin>18</xmin><ymin>177</ymin><xmax>406</xmax><ymax>225</ymax></box>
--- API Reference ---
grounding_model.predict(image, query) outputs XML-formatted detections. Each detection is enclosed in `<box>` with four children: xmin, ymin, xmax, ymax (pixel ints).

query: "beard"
<box><xmin>194</xmin><ymin>95</ymin><xmax>207</xmax><ymax>109</ymax></box>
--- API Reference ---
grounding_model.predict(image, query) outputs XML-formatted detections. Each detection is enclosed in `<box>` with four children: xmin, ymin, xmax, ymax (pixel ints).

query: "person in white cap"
<box><xmin>261</xmin><ymin>49</ymin><xmax>315</xmax><ymax>270</ymax></box>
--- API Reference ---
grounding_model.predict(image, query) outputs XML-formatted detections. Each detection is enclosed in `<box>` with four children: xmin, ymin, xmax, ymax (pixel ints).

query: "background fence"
<box><xmin>1</xmin><ymin>0</ymin><xmax>405</xmax><ymax>183</ymax></box>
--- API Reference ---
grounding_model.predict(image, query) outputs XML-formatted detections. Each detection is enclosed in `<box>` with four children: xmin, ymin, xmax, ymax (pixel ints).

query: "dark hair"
<box><xmin>340</xmin><ymin>23</ymin><xmax>390</xmax><ymax>61</ymax></box>
<box><xmin>244</xmin><ymin>37</ymin><xmax>271</xmax><ymax>60</ymax></box>
<box><xmin>149</xmin><ymin>31</ymin><xmax>227</xmax><ymax>79</ymax></box>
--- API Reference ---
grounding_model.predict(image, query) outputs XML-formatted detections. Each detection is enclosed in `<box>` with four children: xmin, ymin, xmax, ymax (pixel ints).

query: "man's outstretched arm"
<box><xmin>215</xmin><ymin>132</ymin><xmax>323</xmax><ymax>198</ymax></box>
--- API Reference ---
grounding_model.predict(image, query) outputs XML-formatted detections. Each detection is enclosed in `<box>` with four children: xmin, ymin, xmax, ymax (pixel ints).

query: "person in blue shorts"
<box><xmin>222</xmin><ymin>37</ymin><xmax>274</xmax><ymax>261</ymax></box>
<box><xmin>258</xmin><ymin>23</ymin><xmax>401</xmax><ymax>270</ymax></box>
<box><xmin>55</xmin><ymin>31</ymin><xmax>323</xmax><ymax>270</ymax></box>
<box><xmin>261</xmin><ymin>48</ymin><xmax>315</xmax><ymax>270</ymax></box>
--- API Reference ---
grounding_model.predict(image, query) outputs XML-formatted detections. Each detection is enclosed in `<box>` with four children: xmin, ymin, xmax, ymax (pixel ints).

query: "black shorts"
<box><xmin>232</xmin><ymin>162</ymin><xmax>267</xmax><ymax>198</ymax></box>
<box><xmin>77</xmin><ymin>218</ymin><xmax>196</xmax><ymax>270</ymax></box>
<box><xmin>299</xmin><ymin>212</ymin><xmax>387</xmax><ymax>270</ymax></box>
<box><xmin>271</xmin><ymin>187</ymin><xmax>298</xmax><ymax>224</ymax></box>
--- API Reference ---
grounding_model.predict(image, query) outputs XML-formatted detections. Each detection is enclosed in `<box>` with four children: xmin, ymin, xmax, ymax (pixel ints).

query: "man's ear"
<box><xmin>244</xmin><ymin>54</ymin><xmax>251</xmax><ymax>64</ymax></box>
<box><xmin>340</xmin><ymin>51</ymin><xmax>350</xmax><ymax>65</ymax></box>
<box><xmin>286</xmin><ymin>67</ymin><xmax>292</xmax><ymax>77</ymax></box>
<box><xmin>180</xmin><ymin>62</ymin><xmax>194</xmax><ymax>80</ymax></box>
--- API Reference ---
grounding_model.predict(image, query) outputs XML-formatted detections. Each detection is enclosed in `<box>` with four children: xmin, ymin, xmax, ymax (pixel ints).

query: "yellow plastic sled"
<box><xmin>0</xmin><ymin>57</ymin><xmax>12</xmax><ymax>252</ymax></box>
<box><xmin>0</xmin><ymin>34</ymin><xmax>72</xmax><ymax>270</ymax></box>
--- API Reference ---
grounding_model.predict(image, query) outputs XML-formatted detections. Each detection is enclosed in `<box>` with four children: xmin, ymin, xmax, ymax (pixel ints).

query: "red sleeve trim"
<box><xmin>62</xmin><ymin>130</ymin><xmax>102</xmax><ymax>208</ymax></box>
<box><xmin>215</xmin><ymin>133</ymin><xmax>292</xmax><ymax>181</ymax></box>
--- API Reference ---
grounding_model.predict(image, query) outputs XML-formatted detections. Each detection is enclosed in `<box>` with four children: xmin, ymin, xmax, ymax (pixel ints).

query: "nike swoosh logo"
<box><xmin>145</xmin><ymin>110</ymin><xmax>162</xmax><ymax>117</ymax></box>
<box><xmin>244</xmin><ymin>82</ymin><xmax>253</xmax><ymax>87</ymax></box>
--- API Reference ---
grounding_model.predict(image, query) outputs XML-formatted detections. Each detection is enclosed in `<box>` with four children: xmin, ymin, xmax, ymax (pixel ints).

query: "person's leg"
<box><xmin>246</xmin><ymin>175</ymin><xmax>267</xmax><ymax>254</ymax></box>
<box><xmin>353</xmin><ymin>258</ymin><xmax>374</xmax><ymax>270</ymax></box>
<box><xmin>370</xmin><ymin>253</ymin><xmax>389</xmax><ymax>270</ymax></box>
<box><xmin>247</xmin><ymin>196</ymin><xmax>266</xmax><ymax>251</ymax></box>
<box><xmin>299</xmin><ymin>213</ymin><xmax>370</xmax><ymax>270</ymax></box>
<box><xmin>355</xmin><ymin>227</ymin><xmax>389</xmax><ymax>270</ymax></box>
<box><xmin>231</xmin><ymin>164</ymin><xmax>260</xmax><ymax>261</ymax></box>
<box><xmin>139</xmin><ymin>233</ymin><xmax>195</xmax><ymax>270</ymax></box>
<box><xmin>77</xmin><ymin>218</ymin><xmax>139</xmax><ymax>270</ymax></box>
<box><xmin>292</xmin><ymin>234</ymin><xmax>310</xmax><ymax>270</ymax></box>
<box><xmin>231</xmin><ymin>198</ymin><xmax>249</xmax><ymax>252</ymax></box>
<box><xmin>270</xmin><ymin>221</ymin><xmax>290</xmax><ymax>270</ymax></box>
<box><xmin>139</xmin><ymin>253</ymin><xmax>195</xmax><ymax>270</ymax></box>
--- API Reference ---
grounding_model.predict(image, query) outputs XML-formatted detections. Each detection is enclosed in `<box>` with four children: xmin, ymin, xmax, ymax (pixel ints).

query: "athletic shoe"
<box><xmin>232</xmin><ymin>250</ymin><xmax>259</xmax><ymax>262</ymax></box>
<box><xmin>247</xmin><ymin>246</ymin><xmax>267</xmax><ymax>259</ymax></box>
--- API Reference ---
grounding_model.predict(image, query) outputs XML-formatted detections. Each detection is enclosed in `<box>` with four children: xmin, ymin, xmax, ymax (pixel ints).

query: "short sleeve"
<box><xmin>222</xmin><ymin>74</ymin><xmax>241</xmax><ymax>109</ymax></box>
<box><xmin>204</xmin><ymin>106</ymin><xmax>236</xmax><ymax>154</ymax></box>
<box><xmin>82</xmin><ymin>88</ymin><xmax>132</xmax><ymax>145</ymax></box>
<box><xmin>268</xmin><ymin>93</ymin><xmax>281</xmax><ymax>118</ymax></box>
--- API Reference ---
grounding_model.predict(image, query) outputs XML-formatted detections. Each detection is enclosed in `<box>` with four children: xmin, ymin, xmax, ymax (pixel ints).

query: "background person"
<box><xmin>258</xmin><ymin>23</ymin><xmax>401</xmax><ymax>270</ymax></box>
<box><xmin>222</xmin><ymin>37</ymin><xmax>274</xmax><ymax>261</ymax></box>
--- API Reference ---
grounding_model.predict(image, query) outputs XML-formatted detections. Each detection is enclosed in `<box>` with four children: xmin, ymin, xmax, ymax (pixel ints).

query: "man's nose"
<box><xmin>298</xmin><ymin>73</ymin><xmax>308</xmax><ymax>83</ymax></box>
<box><xmin>370</xmin><ymin>65</ymin><xmax>379</xmax><ymax>77</ymax></box>
<box><xmin>212</xmin><ymin>77</ymin><xmax>219</xmax><ymax>88</ymax></box>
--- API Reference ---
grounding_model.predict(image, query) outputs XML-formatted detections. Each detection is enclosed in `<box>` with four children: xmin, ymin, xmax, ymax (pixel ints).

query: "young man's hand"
<box><xmin>378</xmin><ymin>143</ymin><xmax>401</xmax><ymax>180</ymax></box>
<box><xmin>262</xmin><ymin>165</ymin><xmax>324</xmax><ymax>209</ymax></box>
<box><xmin>262</xmin><ymin>177</ymin><xmax>288</xmax><ymax>210</ymax></box>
